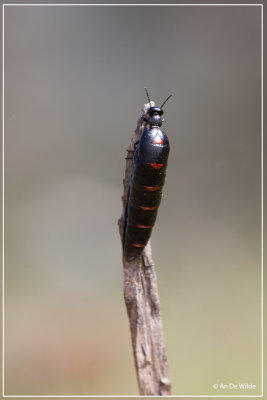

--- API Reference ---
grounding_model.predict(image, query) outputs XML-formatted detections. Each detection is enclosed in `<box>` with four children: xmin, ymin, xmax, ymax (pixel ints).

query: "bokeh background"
<box><xmin>3</xmin><ymin>3</ymin><xmax>262</xmax><ymax>396</ymax></box>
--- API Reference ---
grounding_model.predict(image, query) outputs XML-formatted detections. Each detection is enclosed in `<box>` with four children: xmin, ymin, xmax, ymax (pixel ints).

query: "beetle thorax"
<box><xmin>148</xmin><ymin>113</ymin><xmax>162</xmax><ymax>127</ymax></box>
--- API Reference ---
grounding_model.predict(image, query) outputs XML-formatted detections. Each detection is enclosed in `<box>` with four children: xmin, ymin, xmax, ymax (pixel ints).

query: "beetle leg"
<box><xmin>141</xmin><ymin>116</ymin><xmax>148</xmax><ymax>123</ymax></box>
<box><xmin>125</xmin><ymin>149</ymin><xmax>134</xmax><ymax>159</ymax></box>
<box><xmin>134</xmin><ymin>140</ymin><xmax>139</xmax><ymax>149</ymax></box>
<box><xmin>125</xmin><ymin>140</ymin><xmax>139</xmax><ymax>159</ymax></box>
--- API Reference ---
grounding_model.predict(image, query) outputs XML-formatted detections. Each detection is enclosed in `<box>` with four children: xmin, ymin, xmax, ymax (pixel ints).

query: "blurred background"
<box><xmin>3</xmin><ymin>3</ymin><xmax>261</xmax><ymax>396</ymax></box>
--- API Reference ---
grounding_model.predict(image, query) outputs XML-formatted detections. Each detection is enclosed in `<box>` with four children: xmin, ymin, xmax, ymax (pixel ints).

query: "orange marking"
<box><xmin>144</xmin><ymin>186</ymin><xmax>160</xmax><ymax>191</ymax></box>
<box><xmin>140</xmin><ymin>205</ymin><xmax>157</xmax><ymax>210</ymax></box>
<box><xmin>137</xmin><ymin>224</ymin><xmax>152</xmax><ymax>229</ymax></box>
<box><xmin>150</xmin><ymin>163</ymin><xmax>164</xmax><ymax>169</ymax></box>
<box><xmin>132</xmin><ymin>243</ymin><xmax>145</xmax><ymax>248</ymax></box>
<box><xmin>153</xmin><ymin>138</ymin><xmax>163</xmax><ymax>144</ymax></box>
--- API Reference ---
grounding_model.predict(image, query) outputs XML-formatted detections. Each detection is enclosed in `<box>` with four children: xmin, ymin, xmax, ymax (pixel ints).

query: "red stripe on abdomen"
<box><xmin>150</xmin><ymin>163</ymin><xmax>164</xmax><ymax>169</ymax></box>
<box><xmin>144</xmin><ymin>186</ymin><xmax>160</xmax><ymax>191</ymax></box>
<box><xmin>153</xmin><ymin>138</ymin><xmax>163</xmax><ymax>144</ymax></box>
<box><xmin>139</xmin><ymin>206</ymin><xmax>157</xmax><ymax>210</ymax></box>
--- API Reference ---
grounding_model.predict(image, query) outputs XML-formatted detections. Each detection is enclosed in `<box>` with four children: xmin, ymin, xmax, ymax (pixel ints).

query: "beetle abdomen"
<box><xmin>124</xmin><ymin>127</ymin><xmax>170</xmax><ymax>258</ymax></box>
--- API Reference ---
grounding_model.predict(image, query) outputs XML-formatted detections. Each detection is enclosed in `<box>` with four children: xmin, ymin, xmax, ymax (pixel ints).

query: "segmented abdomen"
<box><xmin>124</xmin><ymin>127</ymin><xmax>170</xmax><ymax>258</ymax></box>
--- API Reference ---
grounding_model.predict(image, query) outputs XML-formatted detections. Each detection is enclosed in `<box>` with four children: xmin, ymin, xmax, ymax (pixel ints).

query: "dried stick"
<box><xmin>118</xmin><ymin>101</ymin><xmax>172</xmax><ymax>396</ymax></box>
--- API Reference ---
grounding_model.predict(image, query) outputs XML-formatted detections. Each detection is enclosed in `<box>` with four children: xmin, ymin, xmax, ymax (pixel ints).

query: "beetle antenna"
<box><xmin>144</xmin><ymin>87</ymin><xmax>151</xmax><ymax>106</ymax></box>
<box><xmin>160</xmin><ymin>94</ymin><xmax>172</xmax><ymax>109</ymax></box>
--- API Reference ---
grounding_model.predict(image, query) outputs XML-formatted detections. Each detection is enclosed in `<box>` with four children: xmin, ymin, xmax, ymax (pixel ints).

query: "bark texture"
<box><xmin>118</xmin><ymin>101</ymin><xmax>172</xmax><ymax>396</ymax></box>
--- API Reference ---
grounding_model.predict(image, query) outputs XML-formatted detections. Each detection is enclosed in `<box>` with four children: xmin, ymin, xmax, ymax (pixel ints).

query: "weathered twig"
<box><xmin>118</xmin><ymin>101</ymin><xmax>172</xmax><ymax>396</ymax></box>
